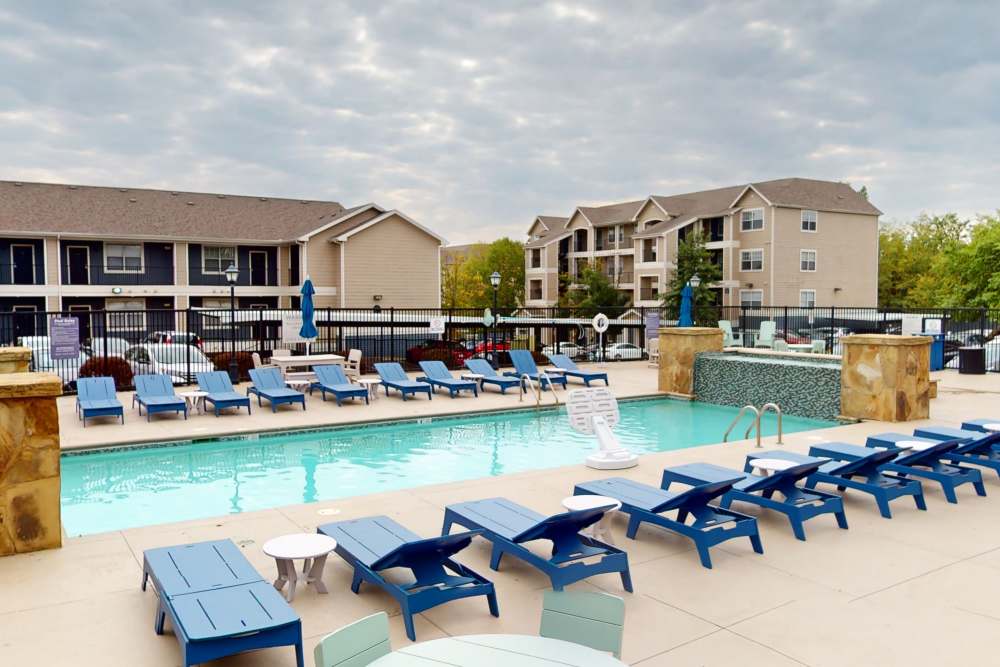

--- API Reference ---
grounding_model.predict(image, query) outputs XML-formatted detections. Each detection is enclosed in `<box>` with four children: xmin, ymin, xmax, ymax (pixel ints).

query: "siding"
<box><xmin>342</xmin><ymin>214</ymin><xmax>441</xmax><ymax>307</ymax></box>
<box><xmin>304</xmin><ymin>209</ymin><xmax>382</xmax><ymax>306</ymax></box>
<box><xmin>60</xmin><ymin>239</ymin><xmax>174</xmax><ymax>285</ymax></box>
<box><xmin>187</xmin><ymin>244</ymin><xmax>278</xmax><ymax>286</ymax></box>
<box><xmin>0</xmin><ymin>237</ymin><xmax>45</xmax><ymax>284</ymax></box>
<box><xmin>731</xmin><ymin>190</ymin><xmax>772</xmax><ymax>303</ymax></box>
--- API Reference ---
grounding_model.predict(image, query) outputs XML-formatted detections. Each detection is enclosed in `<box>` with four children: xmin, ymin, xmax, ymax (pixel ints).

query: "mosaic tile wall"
<box><xmin>693</xmin><ymin>351</ymin><xmax>842</xmax><ymax>420</ymax></box>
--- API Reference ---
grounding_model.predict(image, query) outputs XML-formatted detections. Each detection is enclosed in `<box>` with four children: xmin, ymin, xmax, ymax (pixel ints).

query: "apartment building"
<box><xmin>0</xmin><ymin>181</ymin><xmax>444</xmax><ymax>335</ymax></box>
<box><xmin>524</xmin><ymin>178</ymin><xmax>880</xmax><ymax>308</ymax></box>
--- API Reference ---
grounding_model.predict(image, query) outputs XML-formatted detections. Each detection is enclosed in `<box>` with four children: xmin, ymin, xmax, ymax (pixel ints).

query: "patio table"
<box><xmin>370</xmin><ymin>634</ymin><xmax>625</xmax><ymax>666</ymax></box>
<box><xmin>270</xmin><ymin>354</ymin><xmax>344</xmax><ymax>377</ymax></box>
<box><xmin>262</xmin><ymin>533</ymin><xmax>337</xmax><ymax>602</ymax></box>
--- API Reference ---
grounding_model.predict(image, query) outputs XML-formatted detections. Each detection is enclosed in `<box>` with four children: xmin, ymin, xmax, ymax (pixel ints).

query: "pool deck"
<box><xmin>3</xmin><ymin>366</ymin><xmax>1000</xmax><ymax>666</ymax></box>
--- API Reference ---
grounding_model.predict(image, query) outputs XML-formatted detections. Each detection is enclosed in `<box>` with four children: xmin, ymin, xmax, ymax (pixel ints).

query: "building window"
<box><xmin>529</xmin><ymin>249</ymin><xmax>541</xmax><ymax>269</ymax></box>
<box><xmin>740</xmin><ymin>208</ymin><xmax>764</xmax><ymax>231</ymax></box>
<box><xmin>106</xmin><ymin>298</ymin><xmax>146</xmax><ymax>330</ymax></box>
<box><xmin>105</xmin><ymin>243</ymin><xmax>143</xmax><ymax>273</ymax></box>
<box><xmin>800</xmin><ymin>289</ymin><xmax>816</xmax><ymax>308</ymax></box>
<box><xmin>203</xmin><ymin>246</ymin><xmax>236</xmax><ymax>274</ymax></box>
<box><xmin>642</xmin><ymin>239</ymin><xmax>657</xmax><ymax>262</ymax></box>
<box><xmin>801</xmin><ymin>210</ymin><xmax>818</xmax><ymax>232</ymax></box>
<box><xmin>740</xmin><ymin>249</ymin><xmax>764</xmax><ymax>272</ymax></box>
<box><xmin>529</xmin><ymin>279</ymin><xmax>543</xmax><ymax>301</ymax></box>
<box><xmin>800</xmin><ymin>249</ymin><xmax>817</xmax><ymax>272</ymax></box>
<box><xmin>740</xmin><ymin>289</ymin><xmax>763</xmax><ymax>307</ymax></box>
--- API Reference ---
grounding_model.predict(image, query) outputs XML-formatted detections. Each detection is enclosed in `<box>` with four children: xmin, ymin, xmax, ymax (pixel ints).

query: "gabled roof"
<box><xmin>570</xmin><ymin>199</ymin><xmax>646</xmax><ymax>228</ymax></box>
<box><xmin>525</xmin><ymin>230</ymin><xmax>572</xmax><ymax>249</ymax></box>
<box><xmin>534</xmin><ymin>215</ymin><xmax>566</xmax><ymax>231</ymax></box>
<box><xmin>745</xmin><ymin>178</ymin><xmax>882</xmax><ymax>215</ymax></box>
<box><xmin>326</xmin><ymin>209</ymin><xmax>446</xmax><ymax>244</ymax></box>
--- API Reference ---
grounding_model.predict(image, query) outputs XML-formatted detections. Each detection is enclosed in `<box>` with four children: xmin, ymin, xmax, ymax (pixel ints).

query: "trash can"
<box><xmin>921</xmin><ymin>332</ymin><xmax>945</xmax><ymax>371</ymax></box>
<box><xmin>958</xmin><ymin>346</ymin><xmax>986</xmax><ymax>375</ymax></box>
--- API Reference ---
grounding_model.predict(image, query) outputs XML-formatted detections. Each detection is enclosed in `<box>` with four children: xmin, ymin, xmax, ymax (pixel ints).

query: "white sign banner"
<box><xmin>429</xmin><ymin>316</ymin><xmax>446</xmax><ymax>334</ymax></box>
<box><xmin>592</xmin><ymin>313</ymin><xmax>610</xmax><ymax>333</ymax></box>
<box><xmin>282</xmin><ymin>312</ymin><xmax>307</xmax><ymax>343</ymax></box>
<box><xmin>900</xmin><ymin>314</ymin><xmax>923</xmax><ymax>336</ymax></box>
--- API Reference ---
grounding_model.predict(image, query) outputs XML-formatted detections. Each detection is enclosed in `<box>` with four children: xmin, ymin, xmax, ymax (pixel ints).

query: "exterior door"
<box><xmin>68</xmin><ymin>305</ymin><xmax>92</xmax><ymax>342</ymax></box>
<box><xmin>249</xmin><ymin>251</ymin><xmax>267</xmax><ymax>286</ymax></box>
<box><xmin>11</xmin><ymin>245</ymin><xmax>36</xmax><ymax>284</ymax></box>
<box><xmin>11</xmin><ymin>305</ymin><xmax>37</xmax><ymax>339</ymax></box>
<box><xmin>67</xmin><ymin>246</ymin><xmax>90</xmax><ymax>285</ymax></box>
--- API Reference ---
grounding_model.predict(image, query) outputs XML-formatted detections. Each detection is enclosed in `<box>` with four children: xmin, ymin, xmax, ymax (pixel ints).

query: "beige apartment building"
<box><xmin>524</xmin><ymin>178</ymin><xmax>880</xmax><ymax>308</ymax></box>
<box><xmin>0</xmin><ymin>181</ymin><xmax>443</xmax><ymax>325</ymax></box>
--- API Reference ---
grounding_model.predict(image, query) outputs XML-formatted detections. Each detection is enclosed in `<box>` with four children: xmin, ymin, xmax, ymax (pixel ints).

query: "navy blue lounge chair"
<box><xmin>318</xmin><ymin>515</ymin><xmax>498</xmax><ymax>641</ymax></box>
<box><xmin>863</xmin><ymin>434</ymin><xmax>987</xmax><ymax>503</ymax></box>
<box><xmin>310</xmin><ymin>364</ymin><xmax>369</xmax><ymax>406</ymax></box>
<box><xmin>247</xmin><ymin>367</ymin><xmax>306</xmax><ymax>412</ymax></box>
<box><xmin>918</xmin><ymin>425</ymin><xmax>1000</xmax><ymax>480</ymax></box>
<box><xmin>960</xmin><ymin>419</ymin><xmax>1000</xmax><ymax>433</ymax></box>
<box><xmin>662</xmin><ymin>461</ymin><xmax>847</xmax><ymax>541</ymax></box>
<box><xmin>442</xmin><ymin>497</ymin><xmax>632</xmax><ymax>592</ymax></box>
<box><xmin>545</xmin><ymin>353</ymin><xmax>609</xmax><ymax>387</ymax></box>
<box><xmin>417</xmin><ymin>360</ymin><xmax>479</xmax><ymax>398</ymax></box>
<box><xmin>141</xmin><ymin>539</ymin><xmax>303</xmax><ymax>667</ymax></box>
<box><xmin>196</xmin><ymin>371</ymin><xmax>252</xmax><ymax>416</ymax></box>
<box><xmin>748</xmin><ymin>448</ymin><xmax>926</xmax><ymax>519</ymax></box>
<box><xmin>505</xmin><ymin>349</ymin><xmax>567</xmax><ymax>391</ymax></box>
<box><xmin>464</xmin><ymin>358</ymin><xmax>521</xmax><ymax>394</ymax></box>
<box><xmin>76</xmin><ymin>376</ymin><xmax>124</xmax><ymax>426</ymax></box>
<box><xmin>134</xmin><ymin>373</ymin><xmax>188</xmax><ymax>421</ymax></box>
<box><xmin>575</xmin><ymin>477</ymin><xmax>763</xmax><ymax>569</ymax></box>
<box><xmin>374</xmin><ymin>362</ymin><xmax>432</xmax><ymax>400</ymax></box>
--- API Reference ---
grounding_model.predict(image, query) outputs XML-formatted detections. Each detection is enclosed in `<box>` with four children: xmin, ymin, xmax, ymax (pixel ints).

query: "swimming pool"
<box><xmin>60</xmin><ymin>398</ymin><xmax>836</xmax><ymax>535</ymax></box>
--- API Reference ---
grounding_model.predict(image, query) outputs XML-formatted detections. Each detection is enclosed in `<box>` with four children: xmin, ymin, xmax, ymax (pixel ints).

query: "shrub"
<box><xmin>78</xmin><ymin>356</ymin><xmax>134</xmax><ymax>389</ymax></box>
<box><xmin>208</xmin><ymin>351</ymin><xmax>254</xmax><ymax>380</ymax></box>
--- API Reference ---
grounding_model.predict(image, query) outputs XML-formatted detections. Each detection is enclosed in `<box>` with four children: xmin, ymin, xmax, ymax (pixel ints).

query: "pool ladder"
<box><xmin>723</xmin><ymin>402</ymin><xmax>783</xmax><ymax>448</ymax></box>
<box><xmin>519</xmin><ymin>372</ymin><xmax>561</xmax><ymax>409</ymax></box>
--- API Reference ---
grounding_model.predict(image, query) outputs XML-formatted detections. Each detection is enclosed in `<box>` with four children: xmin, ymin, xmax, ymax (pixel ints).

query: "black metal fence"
<box><xmin>2</xmin><ymin>305</ymin><xmax>998</xmax><ymax>392</ymax></box>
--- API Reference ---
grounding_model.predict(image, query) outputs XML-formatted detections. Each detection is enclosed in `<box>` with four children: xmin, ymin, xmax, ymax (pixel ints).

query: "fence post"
<box><xmin>783</xmin><ymin>306</ymin><xmax>789</xmax><ymax>343</ymax></box>
<box><xmin>830</xmin><ymin>306</ymin><xmax>836</xmax><ymax>352</ymax></box>
<box><xmin>185</xmin><ymin>307</ymin><xmax>192</xmax><ymax>386</ymax></box>
<box><xmin>390</xmin><ymin>307</ymin><xmax>395</xmax><ymax>363</ymax></box>
<box><xmin>980</xmin><ymin>307</ymin><xmax>987</xmax><ymax>340</ymax></box>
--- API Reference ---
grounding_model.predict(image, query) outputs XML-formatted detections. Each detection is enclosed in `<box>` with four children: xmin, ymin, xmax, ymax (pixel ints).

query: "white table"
<box><xmin>262</xmin><ymin>533</ymin><xmax>338</xmax><ymax>602</ymax></box>
<box><xmin>178</xmin><ymin>390</ymin><xmax>209</xmax><ymax>415</ymax></box>
<box><xmin>981</xmin><ymin>423</ymin><xmax>1000</xmax><ymax>433</ymax></box>
<box><xmin>562</xmin><ymin>495</ymin><xmax>622</xmax><ymax>545</ymax></box>
<box><xmin>787</xmin><ymin>343</ymin><xmax>814</xmax><ymax>353</ymax></box>
<box><xmin>270</xmin><ymin>354</ymin><xmax>344</xmax><ymax>377</ymax></box>
<box><xmin>749</xmin><ymin>458</ymin><xmax>799</xmax><ymax>476</ymax></box>
<box><xmin>285</xmin><ymin>379</ymin><xmax>312</xmax><ymax>391</ymax></box>
<box><xmin>894</xmin><ymin>439</ymin><xmax>935</xmax><ymax>451</ymax></box>
<box><xmin>460</xmin><ymin>372</ymin><xmax>485</xmax><ymax>383</ymax></box>
<box><xmin>370</xmin><ymin>634</ymin><xmax>625</xmax><ymax>666</ymax></box>
<box><xmin>357</xmin><ymin>377</ymin><xmax>381</xmax><ymax>401</ymax></box>
<box><xmin>545</xmin><ymin>367</ymin><xmax>568</xmax><ymax>374</ymax></box>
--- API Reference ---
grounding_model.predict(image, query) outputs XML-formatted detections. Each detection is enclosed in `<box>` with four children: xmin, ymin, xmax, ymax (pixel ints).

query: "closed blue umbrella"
<box><xmin>678</xmin><ymin>283</ymin><xmax>694</xmax><ymax>327</ymax></box>
<box><xmin>300</xmin><ymin>278</ymin><xmax>318</xmax><ymax>352</ymax></box>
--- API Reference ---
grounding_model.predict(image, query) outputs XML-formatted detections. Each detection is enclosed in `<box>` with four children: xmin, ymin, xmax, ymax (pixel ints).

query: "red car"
<box><xmin>405</xmin><ymin>340</ymin><xmax>472</xmax><ymax>368</ymax></box>
<box><xmin>473</xmin><ymin>340</ymin><xmax>511</xmax><ymax>354</ymax></box>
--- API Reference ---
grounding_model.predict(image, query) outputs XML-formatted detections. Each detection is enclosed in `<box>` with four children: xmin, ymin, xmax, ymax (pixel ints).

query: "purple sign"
<box><xmin>644</xmin><ymin>311</ymin><xmax>661</xmax><ymax>340</ymax></box>
<box><xmin>49</xmin><ymin>317</ymin><xmax>80</xmax><ymax>360</ymax></box>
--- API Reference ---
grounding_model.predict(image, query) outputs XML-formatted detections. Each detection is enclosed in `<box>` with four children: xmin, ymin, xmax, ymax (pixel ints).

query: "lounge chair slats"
<box><xmin>248</xmin><ymin>367</ymin><xmax>306</xmax><ymax>412</ymax></box>
<box><xmin>374</xmin><ymin>362</ymin><xmax>433</xmax><ymax>401</ymax></box>
<box><xmin>464</xmin><ymin>358</ymin><xmax>521</xmax><ymax>393</ymax></box>
<box><xmin>134</xmin><ymin>373</ymin><xmax>187</xmax><ymax>421</ymax></box>
<box><xmin>310</xmin><ymin>364</ymin><xmax>369</xmax><ymax>406</ymax></box>
<box><xmin>546</xmin><ymin>353</ymin><xmax>609</xmax><ymax>387</ymax></box>
<box><xmin>196</xmin><ymin>371</ymin><xmax>252</xmax><ymax>416</ymax></box>
<box><xmin>77</xmin><ymin>376</ymin><xmax>124</xmax><ymax>426</ymax></box>
<box><xmin>505</xmin><ymin>350</ymin><xmax>567</xmax><ymax>391</ymax></box>
<box><xmin>417</xmin><ymin>360</ymin><xmax>478</xmax><ymax>398</ymax></box>
<box><xmin>862</xmin><ymin>435</ymin><xmax>987</xmax><ymax>503</ymax></box>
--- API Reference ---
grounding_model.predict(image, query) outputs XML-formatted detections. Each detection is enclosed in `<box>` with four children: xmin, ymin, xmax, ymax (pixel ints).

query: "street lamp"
<box><xmin>489</xmin><ymin>271</ymin><xmax>501</xmax><ymax>369</ymax></box>
<box><xmin>225</xmin><ymin>264</ymin><xmax>240</xmax><ymax>383</ymax></box>
<box><xmin>689</xmin><ymin>273</ymin><xmax>701</xmax><ymax>289</ymax></box>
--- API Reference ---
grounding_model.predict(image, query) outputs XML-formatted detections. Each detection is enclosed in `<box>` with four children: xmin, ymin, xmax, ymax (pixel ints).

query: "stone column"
<box><xmin>658</xmin><ymin>327</ymin><xmax>724</xmax><ymax>398</ymax></box>
<box><xmin>0</xmin><ymin>369</ymin><xmax>63</xmax><ymax>556</ymax></box>
<box><xmin>840</xmin><ymin>334</ymin><xmax>930</xmax><ymax>422</ymax></box>
<box><xmin>0</xmin><ymin>347</ymin><xmax>30</xmax><ymax>374</ymax></box>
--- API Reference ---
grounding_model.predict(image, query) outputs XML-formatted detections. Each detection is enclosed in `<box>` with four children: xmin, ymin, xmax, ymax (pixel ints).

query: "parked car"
<box><xmin>774</xmin><ymin>330</ymin><xmax>810</xmax><ymax>344</ymax></box>
<box><xmin>590</xmin><ymin>342</ymin><xmax>645</xmax><ymax>361</ymax></box>
<box><xmin>541</xmin><ymin>342</ymin><xmax>585</xmax><ymax>359</ymax></box>
<box><xmin>145</xmin><ymin>331</ymin><xmax>203</xmax><ymax>348</ymax></box>
<box><xmin>472</xmin><ymin>340</ymin><xmax>512</xmax><ymax>355</ymax></box>
<box><xmin>30</xmin><ymin>348</ymin><xmax>89</xmax><ymax>389</ymax></box>
<box><xmin>83</xmin><ymin>337</ymin><xmax>131</xmax><ymax>359</ymax></box>
<box><xmin>125</xmin><ymin>344</ymin><xmax>215</xmax><ymax>384</ymax></box>
<box><xmin>405</xmin><ymin>339</ymin><xmax>472</xmax><ymax>368</ymax></box>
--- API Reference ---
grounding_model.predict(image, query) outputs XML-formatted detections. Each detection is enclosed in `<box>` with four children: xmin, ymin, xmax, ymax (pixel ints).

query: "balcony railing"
<box><xmin>529</xmin><ymin>290</ymin><xmax>543</xmax><ymax>300</ymax></box>
<box><xmin>640</xmin><ymin>288</ymin><xmax>659</xmax><ymax>301</ymax></box>
<box><xmin>61</xmin><ymin>264</ymin><xmax>175</xmax><ymax>286</ymax></box>
<box><xmin>0</xmin><ymin>263</ymin><xmax>44</xmax><ymax>285</ymax></box>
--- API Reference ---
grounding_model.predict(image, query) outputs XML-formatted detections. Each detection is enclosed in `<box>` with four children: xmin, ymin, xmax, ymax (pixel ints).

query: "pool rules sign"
<box><xmin>49</xmin><ymin>316</ymin><xmax>80</xmax><ymax>360</ymax></box>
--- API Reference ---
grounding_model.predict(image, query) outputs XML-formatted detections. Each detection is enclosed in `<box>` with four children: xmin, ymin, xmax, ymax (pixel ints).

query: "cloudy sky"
<box><xmin>1</xmin><ymin>1</ymin><xmax>998</xmax><ymax>243</ymax></box>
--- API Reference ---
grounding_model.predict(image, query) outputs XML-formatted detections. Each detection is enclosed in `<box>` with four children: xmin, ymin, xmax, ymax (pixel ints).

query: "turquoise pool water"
<box><xmin>60</xmin><ymin>399</ymin><xmax>836</xmax><ymax>535</ymax></box>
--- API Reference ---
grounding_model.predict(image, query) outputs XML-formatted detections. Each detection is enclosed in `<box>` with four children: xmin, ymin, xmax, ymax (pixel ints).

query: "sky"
<box><xmin>1</xmin><ymin>1</ymin><xmax>998</xmax><ymax>244</ymax></box>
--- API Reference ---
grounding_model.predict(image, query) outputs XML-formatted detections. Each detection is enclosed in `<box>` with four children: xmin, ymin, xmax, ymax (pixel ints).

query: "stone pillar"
<box><xmin>658</xmin><ymin>327</ymin><xmax>724</xmax><ymax>398</ymax></box>
<box><xmin>0</xmin><ymin>347</ymin><xmax>31</xmax><ymax>374</ymax></box>
<box><xmin>840</xmin><ymin>334</ymin><xmax>930</xmax><ymax>422</ymax></box>
<box><xmin>0</xmin><ymin>370</ymin><xmax>63</xmax><ymax>556</ymax></box>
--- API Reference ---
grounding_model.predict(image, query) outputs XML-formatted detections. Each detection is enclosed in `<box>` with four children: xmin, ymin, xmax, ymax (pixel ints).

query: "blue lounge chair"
<box><xmin>134</xmin><ymin>373</ymin><xmax>188</xmax><ymax>421</ymax></box>
<box><xmin>442</xmin><ymin>497</ymin><xmax>632</xmax><ymax>592</ymax></box>
<box><xmin>545</xmin><ymin>353</ymin><xmax>609</xmax><ymax>387</ymax></box>
<box><xmin>417</xmin><ymin>360</ymin><xmax>479</xmax><ymax>398</ymax></box>
<box><xmin>878</xmin><ymin>425</ymin><xmax>1000</xmax><ymax>483</ymax></box>
<box><xmin>748</xmin><ymin>448</ymin><xmax>926</xmax><ymax>519</ymax></box>
<box><xmin>862</xmin><ymin>435</ymin><xmax>987</xmax><ymax>503</ymax></box>
<box><xmin>574</xmin><ymin>477</ymin><xmax>762</xmax><ymax>569</ymax></box>
<box><xmin>318</xmin><ymin>516</ymin><xmax>498</xmax><ymax>641</ymax></box>
<box><xmin>373</xmin><ymin>362</ymin><xmax>432</xmax><ymax>400</ymax></box>
<box><xmin>310</xmin><ymin>364</ymin><xmax>369</xmax><ymax>406</ymax></box>
<box><xmin>662</xmin><ymin>461</ymin><xmax>847</xmax><ymax>541</ymax></box>
<box><xmin>196</xmin><ymin>371</ymin><xmax>252</xmax><ymax>416</ymax></box>
<box><xmin>505</xmin><ymin>349</ymin><xmax>567</xmax><ymax>391</ymax></box>
<box><xmin>960</xmin><ymin>419</ymin><xmax>1000</xmax><ymax>433</ymax></box>
<box><xmin>464</xmin><ymin>358</ymin><xmax>521</xmax><ymax>394</ymax></box>
<box><xmin>141</xmin><ymin>539</ymin><xmax>303</xmax><ymax>667</ymax></box>
<box><xmin>77</xmin><ymin>376</ymin><xmax>124</xmax><ymax>426</ymax></box>
<box><xmin>247</xmin><ymin>367</ymin><xmax>306</xmax><ymax>412</ymax></box>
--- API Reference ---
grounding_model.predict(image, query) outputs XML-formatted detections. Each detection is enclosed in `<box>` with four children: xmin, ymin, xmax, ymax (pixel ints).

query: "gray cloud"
<box><xmin>1</xmin><ymin>0</ymin><xmax>998</xmax><ymax>242</ymax></box>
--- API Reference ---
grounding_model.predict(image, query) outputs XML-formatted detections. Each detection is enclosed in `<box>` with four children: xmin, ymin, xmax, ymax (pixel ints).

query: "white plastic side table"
<box><xmin>357</xmin><ymin>377</ymin><xmax>381</xmax><ymax>401</ymax></box>
<box><xmin>178</xmin><ymin>390</ymin><xmax>209</xmax><ymax>415</ymax></box>
<box><xmin>749</xmin><ymin>458</ymin><xmax>798</xmax><ymax>476</ymax></box>
<box><xmin>981</xmin><ymin>423</ymin><xmax>1000</xmax><ymax>433</ymax></box>
<box><xmin>262</xmin><ymin>533</ymin><xmax>338</xmax><ymax>602</ymax></box>
<box><xmin>561</xmin><ymin>495</ymin><xmax>622</xmax><ymax>545</ymax></box>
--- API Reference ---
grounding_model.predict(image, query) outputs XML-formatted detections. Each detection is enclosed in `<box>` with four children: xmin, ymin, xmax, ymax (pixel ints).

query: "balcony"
<box><xmin>62</xmin><ymin>264</ymin><xmax>175</xmax><ymax>286</ymax></box>
<box><xmin>529</xmin><ymin>288</ymin><xmax>543</xmax><ymax>300</ymax></box>
<box><xmin>0</xmin><ymin>263</ymin><xmax>44</xmax><ymax>285</ymax></box>
<box><xmin>640</xmin><ymin>288</ymin><xmax>659</xmax><ymax>301</ymax></box>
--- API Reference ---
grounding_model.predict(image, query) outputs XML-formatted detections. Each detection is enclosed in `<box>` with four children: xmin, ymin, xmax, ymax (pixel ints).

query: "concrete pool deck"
<box><xmin>3</xmin><ymin>367</ymin><xmax>1000</xmax><ymax>665</ymax></box>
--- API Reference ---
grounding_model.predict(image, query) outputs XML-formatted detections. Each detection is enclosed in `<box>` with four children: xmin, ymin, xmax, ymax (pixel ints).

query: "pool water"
<box><xmin>60</xmin><ymin>398</ymin><xmax>836</xmax><ymax>535</ymax></box>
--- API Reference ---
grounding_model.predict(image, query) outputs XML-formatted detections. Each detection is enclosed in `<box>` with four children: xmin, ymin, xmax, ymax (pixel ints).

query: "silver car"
<box><xmin>126</xmin><ymin>343</ymin><xmax>216</xmax><ymax>384</ymax></box>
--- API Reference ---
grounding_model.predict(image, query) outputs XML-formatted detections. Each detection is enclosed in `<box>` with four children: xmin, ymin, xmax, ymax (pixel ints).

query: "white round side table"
<box><xmin>178</xmin><ymin>390</ymin><xmax>209</xmax><ymax>415</ymax></box>
<box><xmin>561</xmin><ymin>495</ymin><xmax>622</xmax><ymax>545</ymax></box>
<box><xmin>749</xmin><ymin>458</ymin><xmax>798</xmax><ymax>476</ymax></box>
<box><xmin>357</xmin><ymin>377</ymin><xmax>381</xmax><ymax>401</ymax></box>
<box><xmin>262</xmin><ymin>533</ymin><xmax>338</xmax><ymax>602</ymax></box>
<box><xmin>981</xmin><ymin>423</ymin><xmax>1000</xmax><ymax>433</ymax></box>
<box><xmin>895</xmin><ymin>440</ymin><xmax>935</xmax><ymax>451</ymax></box>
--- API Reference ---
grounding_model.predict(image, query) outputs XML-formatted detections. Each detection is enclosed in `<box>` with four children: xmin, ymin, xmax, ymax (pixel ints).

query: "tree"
<box><xmin>439</xmin><ymin>238</ymin><xmax>525</xmax><ymax>309</ymax></box>
<box><xmin>662</xmin><ymin>231</ymin><xmax>722</xmax><ymax>313</ymax></box>
<box><xmin>877</xmin><ymin>213</ymin><xmax>971</xmax><ymax>308</ymax></box>
<box><xmin>558</xmin><ymin>263</ymin><xmax>630</xmax><ymax>317</ymax></box>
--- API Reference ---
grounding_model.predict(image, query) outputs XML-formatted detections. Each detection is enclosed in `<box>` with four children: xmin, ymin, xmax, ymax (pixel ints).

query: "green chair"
<box><xmin>811</xmin><ymin>339</ymin><xmax>826</xmax><ymax>353</ymax></box>
<box><xmin>754</xmin><ymin>321</ymin><xmax>776</xmax><ymax>348</ymax></box>
<box><xmin>314</xmin><ymin>612</ymin><xmax>390</xmax><ymax>667</ymax></box>
<box><xmin>719</xmin><ymin>320</ymin><xmax>741</xmax><ymax>347</ymax></box>
<box><xmin>539</xmin><ymin>591</ymin><xmax>625</xmax><ymax>659</ymax></box>
<box><xmin>772</xmin><ymin>339</ymin><xmax>789</xmax><ymax>351</ymax></box>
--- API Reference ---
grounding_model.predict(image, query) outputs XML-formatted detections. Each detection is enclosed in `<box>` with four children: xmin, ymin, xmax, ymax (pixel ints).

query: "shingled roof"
<box><xmin>0</xmin><ymin>180</ymin><xmax>349</xmax><ymax>242</ymax></box>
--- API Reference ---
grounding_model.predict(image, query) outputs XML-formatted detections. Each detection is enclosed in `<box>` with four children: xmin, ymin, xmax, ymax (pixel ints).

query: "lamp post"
<box><xmin>225</xmin><ymin>265</ymin><xmax>239</xmax><ymax>383</ymax></box>
<box><xmin>489</xmin><ymin>271</ymin><xmax>501</xmax><ymax>369</ymax></box>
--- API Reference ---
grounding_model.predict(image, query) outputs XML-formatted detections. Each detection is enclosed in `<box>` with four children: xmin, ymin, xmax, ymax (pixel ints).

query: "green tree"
<box><xmin>440</xmin><ymin>238</ymin><xmax>525</xmax><ymax>309</ymax></box>
<box><xmin>661</xmin><ymin>231</ymin><xmax>722</xmax><ymax>312</ymax></box>
<box><xmin>877</xmin><ymin>213</ymin><xmax>971</xmax><ymax>308</ymax></box>
<box><xmin>558</xmin><ymin>263</ymin><xmax>630</xmax><ymax>317</ymax></box>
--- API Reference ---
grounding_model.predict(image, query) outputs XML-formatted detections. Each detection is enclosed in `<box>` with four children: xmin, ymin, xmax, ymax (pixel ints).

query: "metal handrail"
<box><xmin>760</xmin><ymin>402</ymin><xmax>784</xmax><ymax>445</ymax></box>
<box><xmin>724</xmin><ymin>405</ymin><xmax>761</xmax><ymax>446</ymax></box>
<box><xmin>518</xmin><ymin>372</ymin><xmax>561</xmax><ymax>408</ymax></box>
